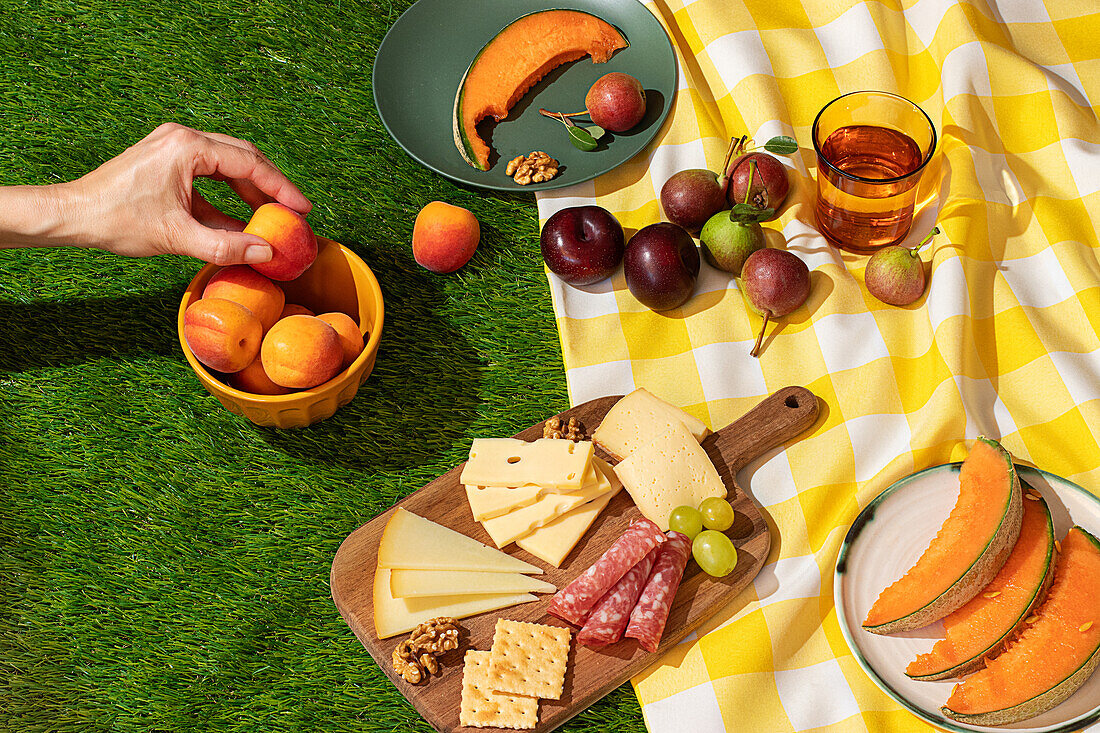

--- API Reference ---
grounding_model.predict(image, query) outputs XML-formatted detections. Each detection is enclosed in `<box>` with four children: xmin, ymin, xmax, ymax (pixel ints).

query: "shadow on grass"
<box><xmin>0</xmin><ymin>286</ymin><xmax>186</xmax><ymax>372</ymax></box>
<box><xmin>254</xmin><ymin>242</ymin><xmax>484</xmax><ymax>475</ymax></box>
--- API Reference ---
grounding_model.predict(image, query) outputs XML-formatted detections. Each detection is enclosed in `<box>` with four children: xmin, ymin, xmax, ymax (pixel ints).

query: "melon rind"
<box><xmin>906</xmin><ymin>486</ymin><xmax>1056</xmax><ymax>680</ymax></box>
<box><xmin>451</xmin><ymin>9</ymin><xmax>628</xmax><ymax>171</ymax></box>
<box><xmin>865</xmin><ymin>437</ymin><xmax>1023</xmax><ymax>635</ymax></box>
<box><xmin>942</xmin><ymin>527</ymin><xmax>1100</xmax><ymax>725</ymax></box>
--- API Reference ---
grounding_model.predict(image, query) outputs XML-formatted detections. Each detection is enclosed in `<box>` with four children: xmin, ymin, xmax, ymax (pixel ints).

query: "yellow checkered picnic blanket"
<box><xmin>535</xmin><ymin>0</ymin><xmax>1100</xmax><ymax>730</ymax></box>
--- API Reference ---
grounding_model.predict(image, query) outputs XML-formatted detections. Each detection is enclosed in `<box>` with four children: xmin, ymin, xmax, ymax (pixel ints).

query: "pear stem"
<box><xmin>912</xmin><ymin>225</ymin><xmax>940</xmax><ymax>255</ymax></box>
<box><xmin>717</xmin><ymin>136</ymin><xmax>742</xmax><ymax>188</ymax></box>
<box><xmin>743</xmin><ymin>159</ymin><xmax>757</xmax><ymax>206</ymax></box>
<box><xmin>750</xmin><ymin>311</ymin><xmax>770</xmax><ymax>358</ymax></box>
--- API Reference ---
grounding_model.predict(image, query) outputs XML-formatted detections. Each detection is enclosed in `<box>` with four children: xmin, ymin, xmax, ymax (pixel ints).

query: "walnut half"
<box><xmin>391</xmin><ymin>617</ymin><xmax>463</xmax><ymax>685</ymax></box>
<box><xmin>505</xmin><ymin>151</ymin><xmax>559</xmax><ymax>185</ymax></box>
<box><xmin>544</xmin><ymin>416</ymin><xmax>586</xmax><ymax>441</ymax></box>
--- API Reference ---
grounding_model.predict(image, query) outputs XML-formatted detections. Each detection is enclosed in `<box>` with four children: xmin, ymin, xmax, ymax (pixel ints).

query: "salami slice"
<box><xmin>547</xmin><ymin>518</ymin><xmax>666</xmax><ymax>626</ymax></box>
<box><xmin>576</xmin><ymin>546</ymin><xmax>659</xmax><ymax>648</ymax></box>
<box><xmin>624</xmin><ymin>531</ymin><xmax>692</xmax><ymax>652</ymax></box>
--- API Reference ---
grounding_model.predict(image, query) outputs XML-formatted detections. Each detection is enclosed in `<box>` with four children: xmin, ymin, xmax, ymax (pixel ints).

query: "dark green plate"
<box><xmin>372</xmin><ymin>0</ymin><xmax>677</xmax><ymax>191</ymax></box>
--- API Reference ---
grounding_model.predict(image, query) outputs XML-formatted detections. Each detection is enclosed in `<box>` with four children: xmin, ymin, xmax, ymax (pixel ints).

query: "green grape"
<box><xmin>692</xmin><ymin>530</ymin><xmax>738</xmax><ymax>577</ymax></box>
<box><xmin>699</xmin><ymin>497</ymin><xmax>735</xmax><ymax>531</ymax></box>
<box><xmin>669</xmin><ymin>505</ymin><xmax>703</xmax><ymax>540</ymax></box>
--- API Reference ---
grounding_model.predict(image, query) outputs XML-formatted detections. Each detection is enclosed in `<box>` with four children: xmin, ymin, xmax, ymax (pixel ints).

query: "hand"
<box><xmin>63</xmin><ymin>123</ymin><xmax>312</xmax><ymax>265</ymax></box>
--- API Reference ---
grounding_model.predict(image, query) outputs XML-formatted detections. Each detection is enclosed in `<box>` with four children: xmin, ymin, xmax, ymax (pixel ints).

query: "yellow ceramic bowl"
<box><xmin>178</xmin><ymin>237</ymin><xmax>384</xmax><ymax>428</ymax></box>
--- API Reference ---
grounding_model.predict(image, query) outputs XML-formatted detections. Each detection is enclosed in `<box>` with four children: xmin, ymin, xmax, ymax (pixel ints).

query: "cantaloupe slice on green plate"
<box><xmin>452</xmin><ymin>9</ymin><xmax>628</xmax><ymax>171</ymax></box>
<box><xmin>943</xmin><ymin>525</ymin><xmax>1100</xmax><ymax>725</ymax></box>
<box><xmin>906</xmin><ymin>486</ymin><xmax>1055</xmax><ymax>680</ymax></box>
<box><xmin>863</xmin><ymin>437</ymin><xmax>1023</xmax><ymax>635</ymax></box>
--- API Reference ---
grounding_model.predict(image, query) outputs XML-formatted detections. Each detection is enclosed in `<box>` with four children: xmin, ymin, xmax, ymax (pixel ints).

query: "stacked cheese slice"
<box><xmin>374</xmin><ymin>508</ymin><xmax>553</xmax><ymax>639</ymax></box>
<box><xmin>594</xmin><ymin>388</ymin><xmax>724</xmax><ymax>531</ymax></box>
<box><xmin>460</xmin><ymin>438</ymin><xmax>622</xmax><ymax>567</ymax></box>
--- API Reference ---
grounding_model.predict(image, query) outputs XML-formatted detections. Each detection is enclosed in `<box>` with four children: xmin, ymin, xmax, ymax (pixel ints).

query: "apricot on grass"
<box><xmin>183</xmin><ymin>298</ymin><xmax>262</xmax><ymax>373</ymax></box>
<box><xmin>412</xmin><ymin>201</ymin><xmax>480</xmax><ymax>274</ymax></box>
<box><xmin>229</xmin><ymin>357</ymin><xmax>292</xmax><ymax>396</ymax></box>
<box><xmin>260</xmin><ymin>315</ymin><xmax>343</xmax><ymax>389</ymax></box>
<box><xmin>279</xmin><ymin>303</ymin><xmax>314</xmax><ymax>319</ymax></box>
<box><xmin>202</xmin><ymin>265</ymin><xmax>285</xmax><ymax>332</ymax></box>
<box><xmin>317</xmin><ymin>312</ymin><xmax>364</xmax><ymax>368</ymax></box>
<box><xmin>244</xmin><ymin>203</ymin><xmax>318</xmax><ymax>281</ymax></box>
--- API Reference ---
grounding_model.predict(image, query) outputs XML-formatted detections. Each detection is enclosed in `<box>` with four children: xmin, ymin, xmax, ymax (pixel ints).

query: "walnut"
<box><xmin>391</xmin><ymin>617</ymin><xmax>463</xmax><ymax>685</ymax></box>
<box><xmin>543</xmin><ymin>415</ymin><xmax>585</xmax><ymax>441</ymax></box>
<box><xmin>506</xmin><ymin>151</ymin><xmax>559</xmax><ymax>185</ymax></box>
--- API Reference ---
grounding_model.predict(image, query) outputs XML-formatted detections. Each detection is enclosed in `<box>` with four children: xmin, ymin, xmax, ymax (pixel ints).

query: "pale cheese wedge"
<box><xmin>465</xmin><ymin>462</ymin><xmax>599</xmax><ymax>521</ymax></box>
<box><xmin>515</xmin><ymin>461</ymin><xmax>621</xmax><ymax>567</ymax></box>
<box><xmin>480</xmin><ymin>461</ymin><xmax>614</xmax><ymax>548</ymax></box>
<box><xmin>389</xmin><ymin>568</ymin><xmax>555</xmax><ymax>598</ymax></box>
<box><xmin>613</xmin><ymin>419</ymin><xmax>726</xmax><ymax>531</ymax></box>
<box><xmin>593</xmin><ymin>388</ymin><xmax>711</xmax><ymax>461</ymax></box>
<box><xmin>373</xmin><ymin>567</ymin><xmax>536</xmax><ymax>638</ymax></box>
<box><xmin>377</xmin><ymin>507</ymin><xmax>542</xmax><ymax>574</ymax></box>
<box><xmin>460</xmin><ymin>438</ymin><xmax>593</xmax><ymax>490</ymax></box>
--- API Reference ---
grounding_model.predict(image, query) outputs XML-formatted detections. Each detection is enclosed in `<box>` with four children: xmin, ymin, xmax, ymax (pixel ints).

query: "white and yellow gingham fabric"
<box><xmin>535</xmin><ymin>0</ymin><xmax>1100</xmax><ymax>730</ymax></box>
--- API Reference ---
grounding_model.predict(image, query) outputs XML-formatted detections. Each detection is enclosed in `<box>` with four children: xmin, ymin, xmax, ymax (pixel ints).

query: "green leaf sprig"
<box><xmin>539</xmin><ymin>109</ymin><xmax>605</xmax><ymax>152</ymax></box>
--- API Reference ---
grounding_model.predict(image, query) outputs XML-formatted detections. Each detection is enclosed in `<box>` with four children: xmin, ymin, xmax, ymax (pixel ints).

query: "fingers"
<box><xmin>171</xmin><ymin>218</ymin><xmax>273</xmax><ymax>266</ymax></box>
<box><xmin>191</xmin><ymin>190</ymin><xmax>246</xmax><ymax>231</ymax></box>
<box><xmin>225</xmin><ymin>178</ymin><xmax>276</xmax><ymax>211</ymax></box>
<box><xmin>192</xmin><ymin>134</ymin><xmax>312</xmax><ymax>215</ymax></box>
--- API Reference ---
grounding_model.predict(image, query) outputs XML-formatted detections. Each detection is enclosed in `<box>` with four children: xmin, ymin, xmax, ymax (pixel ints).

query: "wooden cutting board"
<box><xmin>331</xmin><ymin>386</ymin><xmax>819</xmax><ymax>732</ymax></box>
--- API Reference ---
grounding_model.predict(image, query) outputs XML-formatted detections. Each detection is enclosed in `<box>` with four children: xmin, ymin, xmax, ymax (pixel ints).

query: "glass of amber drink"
<box><xmin>812</xmin><ymin>91</ymin><xmax>937</xmax><ymax>253</ymax></box>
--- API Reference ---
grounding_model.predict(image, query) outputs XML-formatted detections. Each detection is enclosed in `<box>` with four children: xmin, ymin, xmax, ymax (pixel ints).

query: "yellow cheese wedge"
<box><xmin>377</xmin><ymin>507</ymin><xmax>542</xmax><ymax>574</ymax></box>
<box><xmin>515</xmin><ymin>463</ymin><xmax>620</xmax><ymax>567</ymax></box>
<box><xmin>459</xmin><ymin>438</ymin><xmax>593</xmax><ymax>490</ymax></box>
<box><xmin>593</xmin><ymin>388</ymin><xmax>711</xmax><ymax>461</ymax></box>
<box><xmin>389</xmin><ymin>569</ymin><xmax>556</xmax><ymax>598</ymax></box>
<box><xmin>613</xmin><ymin>420</ymin><xmax>726</xmax><ymax>531</ymax></box>
<box><xmin>373</xmin><ymin>567</ymin><xmax>537</xmax><ymax>638</ymax></box>
<box><xmin>479</xmin><ymin>462</ymin><xmax>614</xmax><ymax>548</ymax></box>
<box><xmin>465</xmin><ymin>462</ymin><xmax>599</xmax><ymax>521</ymax></box>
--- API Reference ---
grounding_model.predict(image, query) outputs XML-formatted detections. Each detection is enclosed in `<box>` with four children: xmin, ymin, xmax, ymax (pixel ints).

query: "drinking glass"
<box><xmin>812</xmin><ymin>91</ymin><xmax>937</xmax><ymax>253</ymax></box>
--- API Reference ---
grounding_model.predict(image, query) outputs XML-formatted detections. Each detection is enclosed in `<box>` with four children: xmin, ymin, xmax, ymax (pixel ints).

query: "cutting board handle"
<box><xmin>708</xmin><ymin>385</ymin><xmax>819</xmax><ymax>474</ymax></box>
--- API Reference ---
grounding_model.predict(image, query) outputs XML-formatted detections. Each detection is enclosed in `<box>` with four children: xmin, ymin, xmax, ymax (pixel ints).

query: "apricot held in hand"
<box><xmin>585</xmin><ymin>72</ymin><xmax>646</xmax><ymax>132</ymax></box>
<box><xmin>412</xmin><ymin>201</ymin><xmax>480</xmax><ymax>274</ymax></box>
<box><xmin>244</xmin><ymin>203</ymin><xmax>318</xmax><ymax>281</ymax></box>
<box><xmin>260</xmin><ymin>315</ymin><xmax>343</xmax><ymax>389</ymax></box>
<box><xmin>183</xmin><ymin>298</ymin><xmax>263</xmax><ymax>373</ymax></box>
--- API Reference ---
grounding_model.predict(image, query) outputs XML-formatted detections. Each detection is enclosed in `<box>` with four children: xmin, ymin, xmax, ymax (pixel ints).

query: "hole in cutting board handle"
<box><xmin>785</xmin><ymin>394</ymin><xmax>800</xmax><ymax>408</ymax></box>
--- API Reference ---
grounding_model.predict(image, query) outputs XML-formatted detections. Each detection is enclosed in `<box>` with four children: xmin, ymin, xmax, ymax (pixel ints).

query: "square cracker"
<box><xmin>487</xmin><ymin>619</ymin><xmax>571</xmax><ymax>700</ymax></box>
<box><xmin>460</xmin><ymin>650</ymin><xmax>538</xmax><ymax>730</ymax></box>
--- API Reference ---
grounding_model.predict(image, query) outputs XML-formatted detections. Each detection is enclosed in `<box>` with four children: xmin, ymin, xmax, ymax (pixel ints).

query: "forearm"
<box><xmin>0</xmin><ymin>183</ymin><xmax>88</xmax><ymax>249</ymax></box>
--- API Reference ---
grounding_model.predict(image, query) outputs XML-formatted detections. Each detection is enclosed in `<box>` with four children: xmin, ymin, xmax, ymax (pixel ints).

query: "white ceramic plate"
<box><xmin>834</xmin><ymin>463</ymin><xmax>1100</xmax><ymax>732</ymax></box>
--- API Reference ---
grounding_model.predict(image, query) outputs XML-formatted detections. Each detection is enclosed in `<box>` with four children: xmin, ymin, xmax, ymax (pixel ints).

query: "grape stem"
<box><xmin>750</xmin><ymin>311</ymin><xmax>770</xmax><ymax>358</ymax></box>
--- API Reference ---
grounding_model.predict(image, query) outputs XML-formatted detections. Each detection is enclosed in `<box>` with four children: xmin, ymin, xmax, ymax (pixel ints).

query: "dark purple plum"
<box><xmin>540</xmin><ymin>206</ymin><xmax>625</xmax><ymax>286</ymax></box>
<box><xmin>624</xmin><ymin>223</ymin><xmax>700</xmax><ymax>311</ymax></box>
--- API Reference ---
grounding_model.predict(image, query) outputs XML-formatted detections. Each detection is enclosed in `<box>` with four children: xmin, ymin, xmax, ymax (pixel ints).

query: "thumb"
<box><xmin>173</xmin><ymin>221</ymin><xmax>273</xmax><ymax>266</ymax></box>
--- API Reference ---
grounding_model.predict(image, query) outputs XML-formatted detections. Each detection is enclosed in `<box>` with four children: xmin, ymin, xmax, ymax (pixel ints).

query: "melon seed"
<box><xmin>1025</xmin><ymin>616</ymin><xmax>1039</xmax><ymax>624</ymax></box>
<box><xmin>983</xmin><ymin>591</ymin><xmax>1001</xmax><ymax>599</ymax></box>
<box><xmin>1082</xmin><ymin>621</ymin><xmax>1094</xmax><ymax>633</ymax></box>
<box><xmin>1056</xmin><ymin>540</ymin><xmax>1062</xmax><ymax>553</ymax></box>
<box><xmin>1025</xmin><ymin>493</ymin><xmax>1040</xmax><ymax>501</ymax></box>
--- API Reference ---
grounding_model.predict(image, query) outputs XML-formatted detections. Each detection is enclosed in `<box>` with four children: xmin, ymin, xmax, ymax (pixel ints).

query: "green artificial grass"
<box><xmin>0</xmin><ymin>2</ymin><xmax>646</xmax><ymax>731</ymax></box>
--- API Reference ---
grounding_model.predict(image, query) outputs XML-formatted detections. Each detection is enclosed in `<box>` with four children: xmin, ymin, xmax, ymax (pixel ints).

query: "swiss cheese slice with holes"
<box><xmin>465</xmin><ymin>462</ymin><xmax>599</xmax><ymax>521</ymax></box>
<box><xmin>389</xmin><ymin>569</ymin><xmax>556</xmax><ymax>598</ymax></box>
<box><xmin>593</xmin><ymin>388</ymin><xmax>711</xmax><ymax>461</ymax></box>
<box><xmin>515</xmin><ymin>459</ymin><xmax>621</xmax><ymax>567</ymax></box>
<box><xmin>373</xmin><ymin>567</ymin><xmax>537</xmax><ymax>638</ymax></box>
<box><xmin>459</xmin><ymin>438</ymin><xmax>593</xmax><ymax>490</ymax></box>
<box><xmin>479</xmin><ymin>462</ymin><xmax>615</xmax><ymax>548</ymax></box>
<box><xmin>377</xmin><ymin>508</ymin><xmax>542</xmax><ymax>574</ymax></box>
<box><xmin>613</xmin><ymin>420</ymin><xmax>725</xmax><ymax>531</ymax></box>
